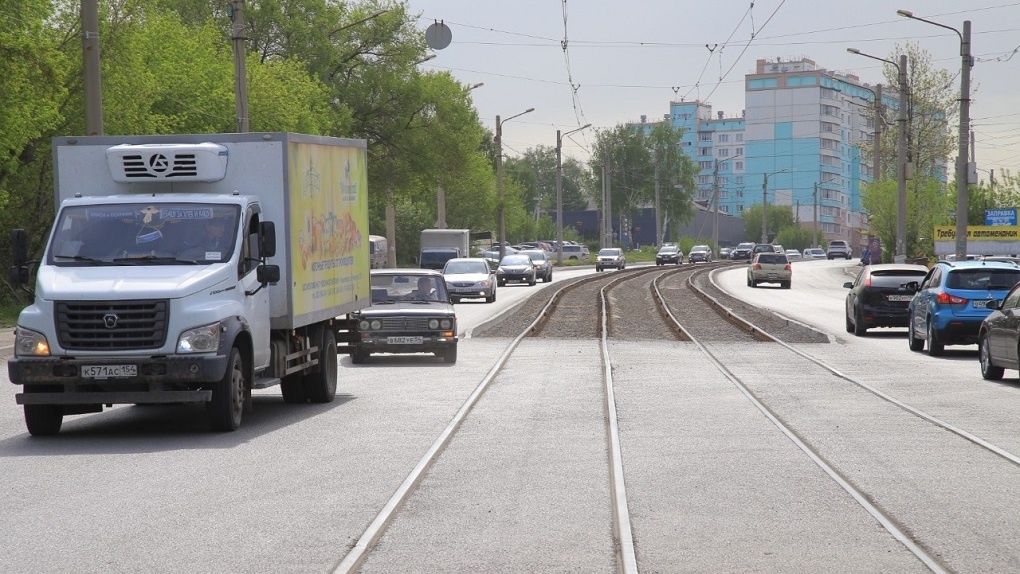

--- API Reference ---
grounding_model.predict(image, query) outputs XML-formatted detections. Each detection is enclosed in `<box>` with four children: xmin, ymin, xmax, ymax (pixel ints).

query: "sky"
<box><xmin>405</xmin><ymin>0</ymin><xmax>1020</xmax><ymax>181</ymax></box>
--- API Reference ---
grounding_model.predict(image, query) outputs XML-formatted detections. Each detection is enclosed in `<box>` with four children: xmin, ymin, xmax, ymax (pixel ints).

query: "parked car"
<box><xmin>595</xmin><ymin>248</ymin><xmax>626</xmax><ymax>271</ymax></box>
<box><xmin>442</xmin><ymin>257</ymin><xmax>497</xmax><ymax>303</ymax></box>
<box><xmin>688</xmin><ymin>245</ymin><xmax>713</xmax><ymax>263</ymax></box>
<box><xmin>655</xmin><ymin>244</ymin><xmax>683</xmax><ymax>265</ymax></box>
<box><xmin>978</xmin><ymin>281</ymin><xmax>1020</xmax><ymax>379</ymax></box>
<box><xmin>785</xmin><ymin>249</ymin><xmax>802</xmax><ymax>260</ymax></box>
<box><xmin>747</xmin><ymin>252</ymin><xmax>792</xmax><ymax>288</ymax></box>
<box><xmin>496</xmin><ymin>254</ymin><xmax>537</xmax><ymax>286</ymax></box>
<box><xmin>906</xmin><ymin>260</ymin><xmax>1020</xmax><ymax>356</ymax></box>
<box><xmin>731</xmin><ymin>242</ymin><xmax>755</xmax><ymax>261</ymax></box>
<box><xmin>719</xmin><ymin>247</ymin><xmax>733</xmax><ymax>259</ymax></box>
<box><xmin>803</xmin><ymin>248</ymin><xmax>827</xmax><ymax>259</ymax></box>
<box><xmin>827</xmin><ymin>240</ymin><xmax>852</xmax><ymax>260</ymax></box>
<box><xmin>519</xmin><ymin>249</ymin><xmax>553</xmax><ymax>282</ymax></box>
<box><xmin>560</xmin><ymin>244</ymin><xmax>590</xmax><ymax>260</ymax></box>
<box><xmin>752</xmin><ymin>243</ymin><xmax>776</xmax><ymax>259</ymax></box>
<box><xmin>843</xmin><ymin>264</ymin><xmax>929</xmax><ymax>336</ymax></box>
<box><xmin>351</xmin><ymin>269</ymin><xmax>458</xmax><ymax>364</ymax></box>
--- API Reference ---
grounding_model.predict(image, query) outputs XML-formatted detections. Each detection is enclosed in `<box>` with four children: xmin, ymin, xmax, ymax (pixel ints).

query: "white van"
<box><xmin>369</xmin><ymin>235</ymin><xmax>388</xmax><ymax>268</ymax></box>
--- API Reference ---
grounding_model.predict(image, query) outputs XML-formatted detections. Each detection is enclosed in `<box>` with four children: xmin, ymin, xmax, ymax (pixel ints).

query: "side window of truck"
<box><xmin>240</xmin><ymin>212</ymin><xmax>261</xmax><ymax>277</ymax></box>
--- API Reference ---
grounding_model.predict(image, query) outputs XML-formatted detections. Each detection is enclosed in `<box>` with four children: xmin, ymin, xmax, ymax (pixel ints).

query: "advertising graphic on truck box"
<box><xmin>288</xmin><ymin>142</ymin><xmax>369</xmax><ymax>316</ymax></box>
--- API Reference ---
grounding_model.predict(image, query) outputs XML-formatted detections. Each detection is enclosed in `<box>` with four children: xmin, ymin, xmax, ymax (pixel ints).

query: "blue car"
<box><xmin>906</xmin><ymin>260</ymin><xmax>1020</xmax><ymax>356</ymax></box>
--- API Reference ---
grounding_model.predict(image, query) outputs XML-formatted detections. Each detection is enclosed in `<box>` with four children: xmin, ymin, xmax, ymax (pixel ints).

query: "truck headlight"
<box><xmin>15</xmin><ymin>326</ymin><xmax>50</xmax><ymax>357</ymax></box>
<box><xmin>177</xmin><ymin>322</ymin><xmax>221</xmax><ymax>354</ymax></box>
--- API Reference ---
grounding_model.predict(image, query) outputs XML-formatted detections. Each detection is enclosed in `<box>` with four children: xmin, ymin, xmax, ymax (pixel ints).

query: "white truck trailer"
<box><xmin>419</xmin><ymin>228</ymin><xmax>471</xmax><ymax>270</ymax></box>
<box><xmin>7</xmin><ymin>133</ymin><xmax>371</xmax><ymax>435</ymax></box>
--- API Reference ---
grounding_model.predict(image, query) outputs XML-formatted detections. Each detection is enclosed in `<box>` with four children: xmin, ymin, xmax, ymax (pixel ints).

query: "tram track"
<box><xmin>336</xmin><ymin>263</ymin><xmax>1020</xmax><ymax>572</ymax></box>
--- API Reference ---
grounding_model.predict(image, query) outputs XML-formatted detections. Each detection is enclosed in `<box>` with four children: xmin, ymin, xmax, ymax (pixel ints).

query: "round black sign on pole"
<box><xmin>425</xmin><ymin>20</ymin><xmax>452</xmax><ymax>50</ymax></box>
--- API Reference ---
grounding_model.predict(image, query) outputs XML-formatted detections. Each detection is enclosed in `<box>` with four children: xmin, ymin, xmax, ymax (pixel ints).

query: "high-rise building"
<box><xmin>640</xmin><ymin>56</ymin><xmax>903</xmax><ymax>250</ymax></box>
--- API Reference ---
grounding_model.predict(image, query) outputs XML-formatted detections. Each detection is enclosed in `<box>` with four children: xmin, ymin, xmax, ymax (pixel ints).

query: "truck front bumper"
<box><xmin>9</xmin><ymin>354</ymin><xmax>229</xmax><ymax>405</ymax></box>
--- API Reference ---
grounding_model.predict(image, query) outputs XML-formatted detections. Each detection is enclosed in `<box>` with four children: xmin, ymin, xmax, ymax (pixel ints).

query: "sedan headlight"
<box><xmin>428</xmin><ymin>319</ymin><xmax>440</xmax><ymax>329</ymax></box>
<box><xmin>15</xmin><ymin>326</ymin><xmax>50</xmax><ymax>357</ymax></box>
<box><xmin>440</xmin><ymin>319</ymin><xmax>453</xmax><ymax>330</ymax></box>
<box><xmin>177</xmin><ymin>322</ymin><xmax>221</xmax><ymax>354</ymax></box>
<box><xmin>371</xmin><ymin>319</ymin><xmax>382</xmax><ymax>330</ymax></box>
<box><xmin>358</xmin><ymin>320</ymin><xmax>370</xmax><ymax>330</ymax></box>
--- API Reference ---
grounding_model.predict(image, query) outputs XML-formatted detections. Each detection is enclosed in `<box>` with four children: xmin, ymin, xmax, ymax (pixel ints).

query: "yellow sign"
<box><xmin>934</xmin><ymin>226</ymin><xmax>1020</xmax><ymax>241</ymax></box>
<box><xmin>289</xmin><ymin>141</ymin><xmax>369</xmax><ymax>316</ymax></box>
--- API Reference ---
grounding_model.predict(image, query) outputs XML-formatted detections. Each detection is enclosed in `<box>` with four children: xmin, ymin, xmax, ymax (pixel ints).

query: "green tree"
<box><xmin>742</xmin><ymin>204</ymin><xmax>796</xmax><ymax>244</ymax></box>
<box><xmin>862</xmin><ymin>177</ymin><xmax>951</xmax><ymax>261</ymax></box>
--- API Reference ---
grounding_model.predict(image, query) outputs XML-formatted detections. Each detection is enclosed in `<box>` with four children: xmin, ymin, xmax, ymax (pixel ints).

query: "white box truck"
<box><xmin>7</xmin><ymin>133</ymin><xmax>371</xmax><ymax>435</ymax></box>
<box><xmin>419</xmin><ymin>228</ymin><xmax>471</xmax><ymax>270</ymax></box>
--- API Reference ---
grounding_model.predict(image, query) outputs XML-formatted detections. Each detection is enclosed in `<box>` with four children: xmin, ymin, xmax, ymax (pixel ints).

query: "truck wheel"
<box><xmin>442</xmin><ymin>344</ymin><xmax>458</xmax><ymax>364</ymax></box>
<box><xmin>281</xmin><ymin>375</ymin><xmax>308</xmax><ymax>403</ymax></box>
<box><xmin>24</xmin><ymin>404</ymin><xmax>63</xmax><ymax>436</ymax></box>
<box><xmin>208</xmin><ymin>347</ymin><xmax>245</xmax><ymax>431</ymax></box>
<box><xmin>304</xmin><ymin>329</ymin><xmax>338</xmax><ymax>403</ymax></box>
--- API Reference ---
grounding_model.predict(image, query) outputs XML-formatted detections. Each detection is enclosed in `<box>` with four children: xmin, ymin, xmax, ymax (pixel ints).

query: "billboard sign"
<box><xmin>985</xmin><ymin>208</ymin><xmax>1017</xmax><ymax>226</ymax></box>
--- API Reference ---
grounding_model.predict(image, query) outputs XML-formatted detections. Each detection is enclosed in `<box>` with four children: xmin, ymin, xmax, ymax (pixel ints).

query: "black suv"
<box><xmin>655</xmin><ymin>244</ymin><xmax>682</xmax><ymax>265</ymax></box>
<box><xmin>731</xmin><ymin>242</ymin><xmax>755</xmax><ymax>260</ymax></box>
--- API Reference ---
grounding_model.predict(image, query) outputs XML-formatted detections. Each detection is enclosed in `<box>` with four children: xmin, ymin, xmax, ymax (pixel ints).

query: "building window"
<box><xmin>736</xmin><ymin>176</ymin><xmax>744</xmax><ymax>185</ymax></box>
<box><xmin>699</xmin><ymin>132</ymin><xmax>712</xmax><ymax>142</ymax></box>
<box><xmin>700</xmin><ymin>147</ymin><xmax>711</xmax><ymax>156</ymax></box>
<box><xmin>698</xmin><ymin>175</ymin><xmax>711</xmax><ymax>185</ymax></box>
<box><xmin>735</xmin><ymin>147</ymin><xmax>743</xmax><ymax>157</ymax></box>
<box><xmin>736</xmin><ymin>134</ymin><xmax>744</xmax><ymax>142</ymax></box>
<box><xmin>821</xmin><ymin>104</ymin><xmax>840</xmax><ymax>117</ymax></box>
<box><xmin>735</xmin><ymin>161</ymin><xmax>744</xmax><ymax>171</ymax></box>
<box><xmin>718</xmin><ymin>148</ymin><xmax>729</xmax><ymax>157</ymax></box>
<box><xmin>718</xmin><ymin>134</ymin><xmax>729</xmax><ymax>143</ymax></box>
<box><xmin>719</xmin><ymin>177</ymin><xmax>728</xmax><ymax>186</ymax></box>
<box><xmin>820</xmin><ymin>139</ymin><xmax>837</xmax><ymax>150</ymax></box>
<box><xmin>736</xmin><ymin>204</ymin><xmax>744</xmax><ymax>213</ymax></box>
<box><xmin>699</xmin><ymin>161</ymin><xmax>713</xmax><ymax>170</ymax></box>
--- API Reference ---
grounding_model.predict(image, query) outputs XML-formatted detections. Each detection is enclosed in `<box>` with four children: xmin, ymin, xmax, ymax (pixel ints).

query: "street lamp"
<box><xmin>898</xmin><ymin>9</ymin><xmax>972</xmax><ymax>260</ymax></box>
<box><xmin>556</xmin><ymin>123</ymin><xmax>591</xmax><ymax>264</ymax></box>
<box><xmin>848</xmin><ymin>48</ymin><xmax>909</xmax><ymax>263</ymax></box>
<box><xmin>761</xmin><ymin>168</ymin><xmax>790</xmax><ymax>243</ymax></box>
<box><xmin>496</xmin><ymin>108</ymin><xmax>535</xmax><ymax>260</ymax></box>
<box><xmin>467</xmin><ymin>82</ymin><xmax>484</xmax><ymax>91</ymax></box>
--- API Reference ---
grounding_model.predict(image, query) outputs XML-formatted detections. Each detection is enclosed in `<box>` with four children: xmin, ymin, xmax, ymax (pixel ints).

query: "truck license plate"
<box><xmin>387</xmin><ymin>336</ymin><xmax>423</xmax><ymax>345</ymax></box>
<box><xmin>81</xmin><ymin>364</ymin><xmax>137</xmax><ymax>379</ymax></box>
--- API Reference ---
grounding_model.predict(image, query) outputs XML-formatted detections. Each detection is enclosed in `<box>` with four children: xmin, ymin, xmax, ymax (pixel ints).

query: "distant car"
<box><xmin>772</xmin><ymin>244</ymin><xmax>785</xmax><ymax>253</ymax></box>
<box><xmin>595</xmin><ymin>248</ymin><xmax>626</xmax><ymax>271</ymax></box>
<box><xmin>442</xmin><ymin>257</ymin><xmax>497</xmax><ymax>303</ymax></box>
<box><xmin>906</xmin><ymin>260</ymin><xmax>1020</xmax><ymax>356</ymax></box>
<box><xmin>747</xmin><ymin>252</ymin><xmax>792</xmax><ymax>288</ymax></box>
<box><xmin>496</xmin><ymin>254</ymin><xmax>537</xmax><ymax>286</ymax></box>
<box><xmin>731</xmin><ymin>242</ymin><xmax>755</xmax><ymax>261</ymax></box>
<box><xmin>519</xmin><ymin>249</ymin><xmax>553</xmax><ymax>282</ymax></box>
<box><xmin>655</xmin><ymin>244</ymin><xmax>682</xmax><ymax>265</ymax></box>
<box><xmin>785</xmin><ymin>249</ymin><xmax>802</xmax><ymax>260</ymax></box>
<box><xmin>803</xmin><ymin>248</ymin><xmax>826</xmax><ymax>259</ymax></box>
<box><xmin>351</xmin><ymin>269</ymin><xmax>458</xmax><ymax>364</ymax></box>
<box><xmin>843</xmin><ymin>264</ymin><xmax>929</xmax><ymax>336</ymax></box>
<box><xmin>560</xmin><ymin>244</ymin><xmax>590</xmax><ymax>260</ymax></box>
<box><xmin>482</xmin><ymin>246</ymin><xmax>517</xmax><ymax>266</ymax></box>
<box><xmin>719</xmin><ymin>247</ymin><xmax>733</xmax><ymax>259</ymax></box>
<box><xmin>688</xmin><ymin>245</ymin><xmax>713</xmax><ymax>263</ymax></box>
<box><xmin>827</xmin><ymin>240</ymin><xmax>852</xmax><ymax>260</ymax></box>
<box><xmin>979</xmin><ymin>281</ymin><xmax>1020</xmax><ymax>379</ymax></box>
<box><xmin>752</xmin><ymin>244</ymin><xmax>776</xmax><ymax>259</ymax></box>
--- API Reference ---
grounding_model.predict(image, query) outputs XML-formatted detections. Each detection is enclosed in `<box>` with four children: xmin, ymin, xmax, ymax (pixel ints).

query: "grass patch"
<box><xmin>0</xmin><ymin>304</ymin><xmax>23</xmax><ymax>327</ymax></box>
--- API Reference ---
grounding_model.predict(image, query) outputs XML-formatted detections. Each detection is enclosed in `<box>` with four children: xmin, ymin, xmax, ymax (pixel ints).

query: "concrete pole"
<box><xmin>231</xmin><ymin>0</ymin><xmax>249</xmax><ymax>133</ymax></box>
<box><xmin>437</xmin><ymin>182</ymin><xmax>446</xmax><ymax>228</ymax></box>
<box><xmin>712</xmin><ymin>159</ymin><xmax>719</xmax><ymax>255</ymax></box>
<box><xmin>496</xmin><ymin>115</ymin><xmax>505</xmax><ymax>260</ymax></box>
<box><xmin>654</xmin><ymin>156</ymin><xmax>661</xmax><ymax>246</ymax></box>
<box><xmin>895</xmin><ymin>55</ymin><xmax>908</xmax><ymax>263</ymax></box>
<box><xmin>874</xmin><ymin>83</ymin><xmax>882</xmax><ymax>181</ymax></box>
<box><xmin>813</xmin><ymin>183</ymin><xmax>819</xmax><ymax>248</ymax></box>
<box><xmin>385</xmin><ymin>188</ymin><xmax>397</xmax><ymax>267</ymax></box>
<box><xmin>955</xmin><ymin>21</ymin><xmax>972</xmax><ymax>259</ymax></box>
<box><xmin>556</xmin><ymin>130</ymin><xmax>564</xmax><ymax>265</ymax></box>
<box><xmin>761</xmin><ymin>174</ymin><xmax>768</xmax><ymax>243</ymax></box>
<box><xmin>82</xmin><ymin>0</ymin><xmax>103</xmax><ymax>135</ymax></box>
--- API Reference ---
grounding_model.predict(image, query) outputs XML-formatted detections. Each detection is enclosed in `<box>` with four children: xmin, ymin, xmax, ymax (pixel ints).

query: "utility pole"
<box><xmin>556</xmin><ymin>124</ymin><xmax>590</xmax><ymax>264</ymax></box>
<box><xmin>956</xmin><ymin>20</ymin><xmax>972</xmax><ymax>260</ymax></box>
<box><xmin>437</xmin><ymin>182</ymin><xmax>446</xmax><ymax>228</ymax></box>
<box><xmin>712</xmin><ymin>159</ymin><xmax>720</xmax><ymax>255</ymax></box>
<box><xmin>813</xmin><ymin>183</ymin><xmax>819</xmax><ymax>248</ymax></box>
<box><xmin>82</xmin><ymin>0</ymin><xmax>103</xmax><ymax>135</ymax></box>
<box><xmin>496</xmin><ymin>115</ymin><xmax>505</xmax><ymax>260</ymax></box>
<box><xmin>895</xmin><ymin>54</ymin><xmax>908</xmax><ymax>263</ymax></box>
<box><xmin>231</xmin><ymin>0</ymin><xmax>249</xmax><ymax>133</ymax></box>
<box><xmin>654</xmin><ymin>154</ymin><xmax>661</xmax><ymax>246</ymax></box>
<box><xmin>874</xmin><ymin>83</ymin><xmax>882</xmax><ymax>180</ymax></box>
<box><xmin>385</xmin><ymin>188</ymin><xmax>397</xmax><ymax>267</ymax></box>
<box><xmin>761</xmin><ymin>174</ymin><xmax>768</xmax><ymax>243</ymax></box>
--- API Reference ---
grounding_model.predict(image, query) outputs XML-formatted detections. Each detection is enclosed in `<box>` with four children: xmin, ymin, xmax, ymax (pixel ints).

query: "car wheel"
<box><xmin>545</xmin><ymin>272</ymin><xmax>552</xmax><ymax>283</ymax></box>
<box><xmin>23</xmin><ymin>404</ymin><xmax>63</xmax><ymax>436</ymax></box>
<box><xmin>596</xmin><ymin>266</ymin><xmax>602</xmax><ymax>272</ymax></box>
<box><xmin>529</xmin><ymin>276</ymin><xmax>536</xmax><ymax>286</ymax></box>
<box><xmin>782</xmin><ymin>281</ymin><xmax>791</xmax><ymax>290</ymax></box>
<box><xmin>208</xmin><ymin>347</ymin><xmax>245</xmax><ymax>431</ymax></box>
<box><xmin>486</xmin><ymin>291</ymin><xmax>496</xmax><ymax>303</ymax></box>
<box><xmin>747</xmin><ymin>276</ymin><xmax>753</xmax><ymax>288</ymax></box>
<box><xmin>979</xmin><ymin>334</ymin><xmax>1004</xmax><ymax>380</ymax></box>
<box><xmin>845</xmin><ymin>310</ymin><xmax>854</xmax><ymax>333</ymax></box>
<box><xmin>907</xmin><ymin>317</ymin><xmax>924</xmax><ymax>351</ymax></box>
<box><xmin>926</xmin><ymin>320</ymin><xmax>944</xmax><ymax>356</ymax></box>
<box><xmin>303</xmin><ymin>329</ymin><xmax>337</xmax><ymax>403</ymax></box>
<box><xmin>442</xmin><ymin>344</ymin><xmax>457</xmax><ymax>364</ymax></box>
<box><xmin>853</xmin><ymin>309</ymin><xmax>867</xmax><ymax>336</ymax></box>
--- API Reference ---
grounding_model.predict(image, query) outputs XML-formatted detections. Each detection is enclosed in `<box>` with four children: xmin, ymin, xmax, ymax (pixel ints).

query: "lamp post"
<box><xmin>496</xmin><ymin>108</ymin><xmax>535</xmax><ymax>260</ymax></box>
<box><xmin>556</xmin><ymin>124</ymin><xmax>591</xmax><ymax>264</ymax></box>
<box><xmin>760</xmin><ymin>168</ymin><xmax>790</xmax><ymax>243</ymax></box>
<box><xmin>898</xmin><ymin>9</ymin><xmax>972</xmax><ymax>260</ymax></box>
<box><xmin>468</xmin><ymin>82</ymin><xmax>484</xmax><ymax>91</ymax></box>
<box><xmin>848</xmin><ymin>48</ymin><xmax>909</xmax><ymax>263</ymax></box>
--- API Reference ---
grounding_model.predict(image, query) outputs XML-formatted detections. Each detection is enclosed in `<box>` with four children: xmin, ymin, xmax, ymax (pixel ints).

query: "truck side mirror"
<box><xmin>257</xmin><ymin>264</ymin><xmax>280</xmax><ymax>285</ymax></box>
<box><xmin>9</xmin><ymin>229</ymin><xmax>29</xmax><ymax>285</ymax></box>
<box><xmin>259</xmin><ymin>221</ymin><xmax>276</xmax><ymax>258</ymax></box>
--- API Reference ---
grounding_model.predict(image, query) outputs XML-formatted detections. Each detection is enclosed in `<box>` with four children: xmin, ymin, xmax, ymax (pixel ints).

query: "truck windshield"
<box><xmin>47</xmin><ymin>203</ymin><xmax>241</xmax><ymax>266</ymax></box>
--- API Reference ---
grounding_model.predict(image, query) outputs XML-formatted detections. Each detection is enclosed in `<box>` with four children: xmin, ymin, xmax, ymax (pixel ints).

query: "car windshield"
<box><xmin>520</xmin><ymin>250</ymin><xmax>547</xmax><ymax>261</ymax></box>
<box><xmin>737</xmin><ymin>243</ymin><xmax>754</xmax><ymax>249</ymax></box>
<box><xmin>500</xmin><ymin>255</ymin><xmax>531</xmax><ymax>266</ymax></box>
<box><xmin>444</xmin><ymin>261</ymin><xmax>488</xmax><ymax>274</ymax></box>
<box><xmin>946</xmin><ymin>268</ymin><xmax>1020</xmax><ymax>290</ymax></box>
<box><xmin>599</xmin><ymin>249</ymin><xmax>621</xmax><ymax>256</ymax></box>
<box><xmin>47</xmin><ymin>203</ymin><xmax>241</xmax><ymax>265</ymax></box>
<box><xmin>692</xmin><ymin>246</ymin><xmax>708</xmax><ymax>252</ymax></box>
<box><xmin>370</xmin><ymin>273</ymin><xmax>447</xmax><ymax>302</ymax></box>
<box><xmin>658</xmin><ymin>246</ymin><xmax>678</xmax><ymax>254</ymax></box>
